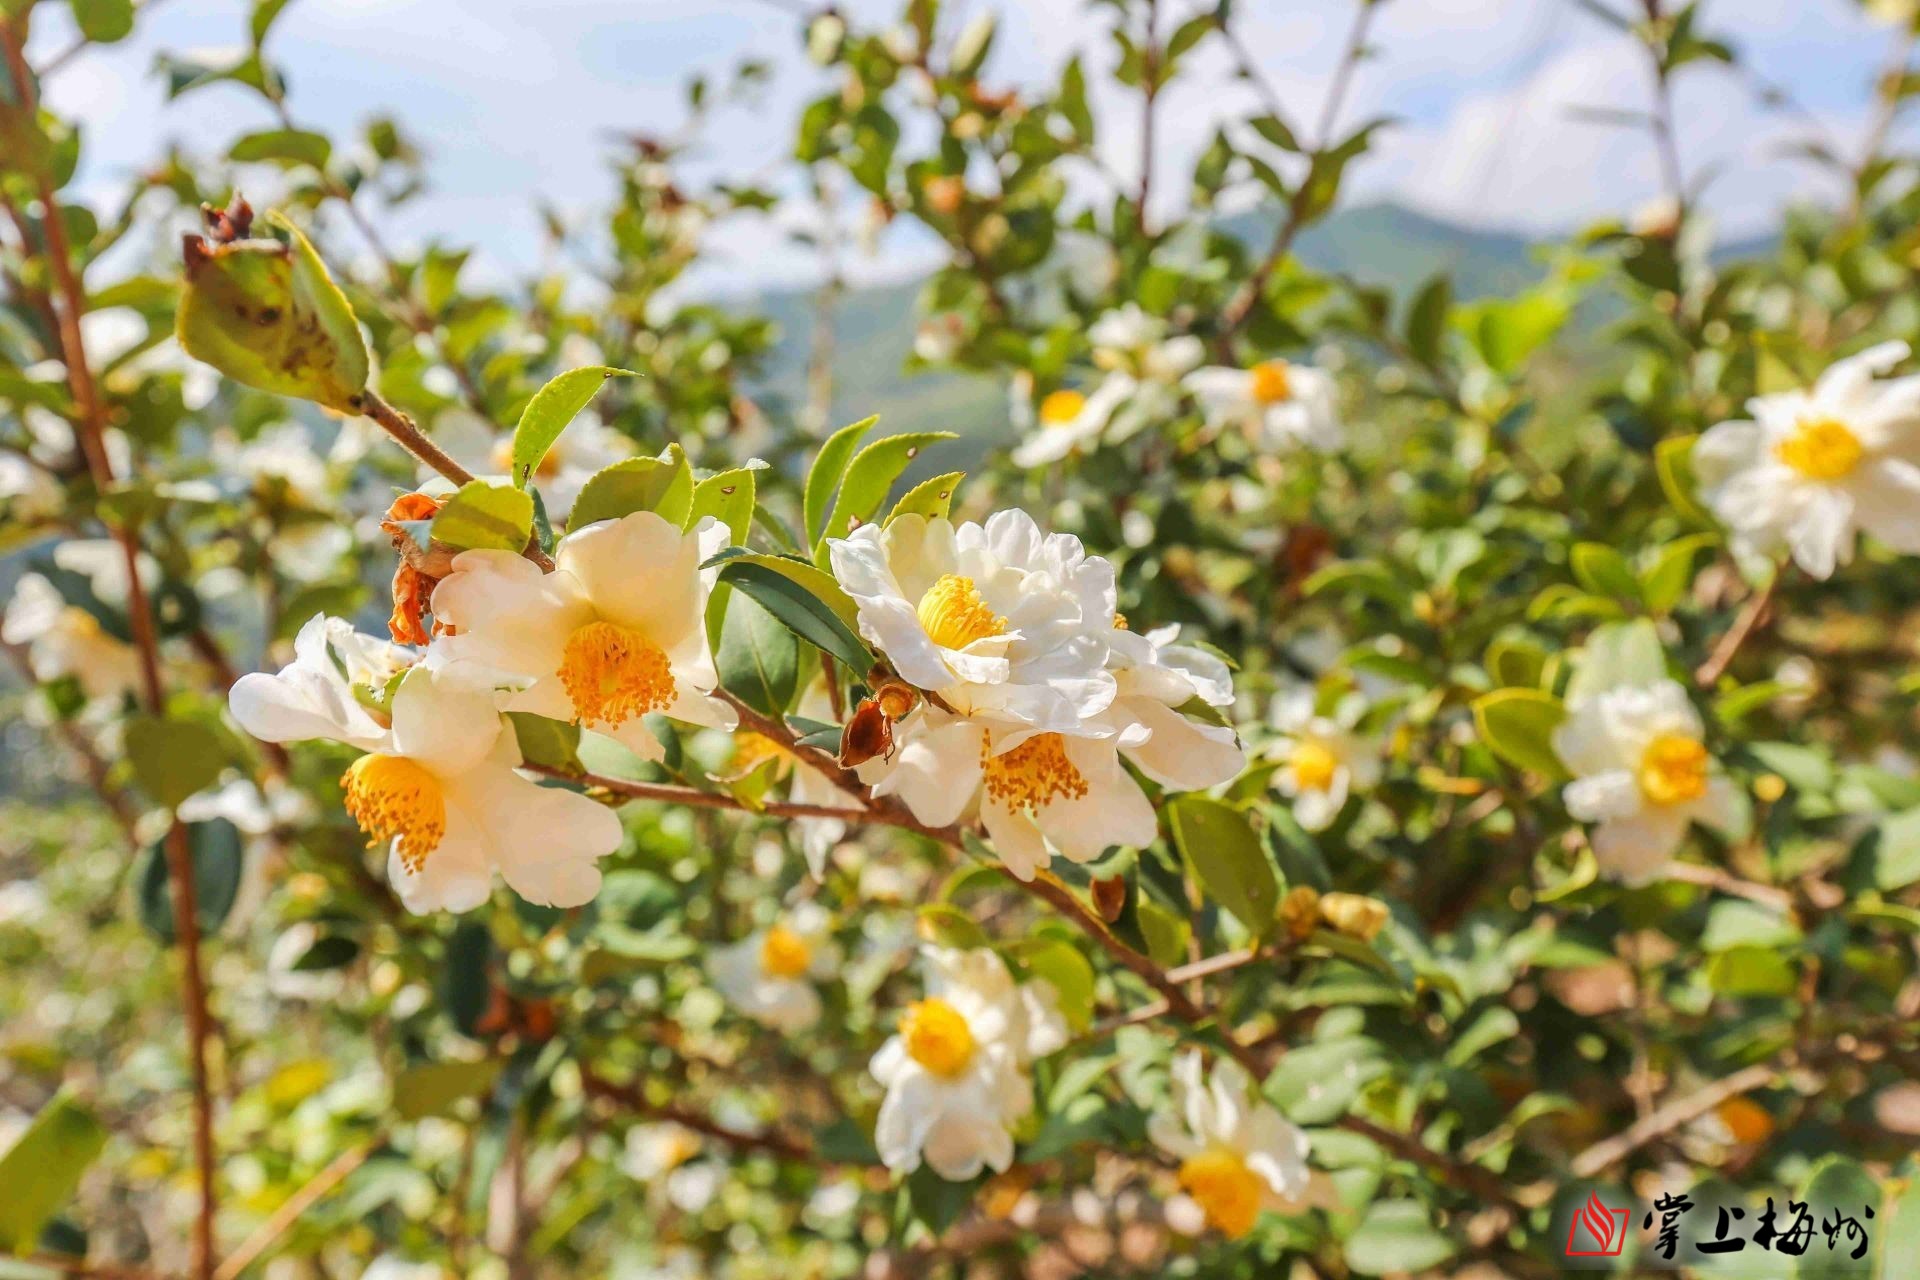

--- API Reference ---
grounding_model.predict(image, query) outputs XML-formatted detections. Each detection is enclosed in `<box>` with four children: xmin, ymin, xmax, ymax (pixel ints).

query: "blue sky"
<box><xmin>28</xmin><ymin>0</ymin><xmax>1912</xmax><ymax>293</ymax></box>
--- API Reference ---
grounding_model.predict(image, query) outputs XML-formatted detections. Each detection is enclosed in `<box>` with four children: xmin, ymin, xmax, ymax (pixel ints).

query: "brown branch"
<box><xmin>1569</xmin><ymin>1061</ymin><xmax>1779</xmax><ymax>1180</ymax></box>
<box><xmin>212</xmin><ymin>1139</ymin><xmax>379</xmax><ymax>1280</ymax></box>
<box><xmin>1695</xmin><ymin>568</ymin><xmax>1780</xmax><ymax>687</ymax></box>
<box><xmin>1852</xmin><ymin>22</ymin><xmax>1919</xmax><ymax>222</ymax></box>
<box><xmin>2</xmin><ymin>20</ymin><xmax>217</xmax><ymax>1275</ymax></box>
<box><xmin>578</xmin><ymin>1065</ymin><xmax>821</xmax><ymax>1163</ymax></box>
<box><xmin>1215</xmin><ymin>0</ymin><xmax>1377</xmax><ymax>351</ymax></box>
<box><xmin>1133</xmin><ymin>0</ymin><xmax>1160</xmax><ymax>238</ymax></box>
<box><xmin>1637</xmin><ymin>0</ymin><xmax>1688</xmax><ymax>217</ymax></box>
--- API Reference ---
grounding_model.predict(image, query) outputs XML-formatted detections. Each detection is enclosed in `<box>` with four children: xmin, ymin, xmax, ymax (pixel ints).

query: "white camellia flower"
<box><xmin>229</xmin><ymin>615</ymin><xmax>624</xmax><ymax>913</ymax></box>
<box><xmin>1147</xmin><ymin>1051</ymin><xmax>1311</xmax><ymax>1239</ymax></box>
<box><xmin>1185</xmin><ymin>359</ymin><xmax>1343</xmax><ymax>452</ymax></box>
<box><xmin>859</xmin><ymin>619</ymin><xmax>1244</xmax><ymax>879</ymax></box>
<box><xmin>709</xmin><ymin>901</ymin><xmax>841</xmax><ymax>1034</ymax></box>
<box><xmin>829</xmin><ymin>510</ymin><xmax>1117</xmax><ymax>736</ymax></box>
<box><xmin>1266</xmin><ymin>689</ymin><xmax>1381</xmax><ymax>832</ymax></box>
<box><xmin>870</xmin><ymin>946</ymin><xmax>1067</xmax><ymax>1180</ymax></box>
<box><xmin>2</xmin><ymin>573</ymin><xmax>144</xmax><ymax>704</ymax></box>
<box><xmin>1551</xmin><ymin>679</ymin><xmax>1741</xmax><ymax>882</ymax></box>
<box><xmin>428</xmin><ymin>511</ymin><xmax>737</xmax><ymax>762</ymax></box>
<box><xmin>1694</xmin><ymin>341</ymin><xmax>1920</xmax><ymax>579</ymax></box>
<box><xmin>433</xmin><ymin>406</ymin><xmax>632</xmax><ymax>518</ymax></box>
<box><xmin>1090</xmin><ymin>304</ymin><xmax>1205</xmax><ymax>384</ymax></box>
<box><xmin>1010</xmin><ymin>374</ymin><xmax>1136</xmax><ymax>467</ymax></box>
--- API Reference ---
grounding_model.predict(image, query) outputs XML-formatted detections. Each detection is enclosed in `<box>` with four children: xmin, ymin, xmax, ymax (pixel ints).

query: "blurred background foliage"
<box><xmin>3</xmin><ymin>0</ymin><xmax>1920</xmax><ymax>1277</ymax></box>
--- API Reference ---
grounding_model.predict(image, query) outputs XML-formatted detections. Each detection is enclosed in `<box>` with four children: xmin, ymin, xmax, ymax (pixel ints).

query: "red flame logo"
<box><xmin>1565</xmin><ymin>1191</ymin><xmax>1628</xmax><ymax>1256</ymax></box>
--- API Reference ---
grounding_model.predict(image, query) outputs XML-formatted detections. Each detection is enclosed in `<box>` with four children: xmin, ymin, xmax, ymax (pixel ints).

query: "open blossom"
<box><xmin>1694</xmin><ymin>342</ymin><xmax>1920</xmax><ymax>579</ymax></box>
<box><xmin>1010</xmin><ymin>375</ymin><xmax>1135</xmax><ymax>467</ymax></box>
<box><xmin>2</xmin><ymin>573</ymin><xmax>143</xmax><ymax>704</ymax></box>
<box><xmin>870</xmin><ymin>946</ymin><xmax>1067</xmax><ymax>1180</ymax></box>
<box><xmin>709</xmin><ymin>901</ymin><xmax>840</xmax><ymax>1033</ymax></box>
<box><xmin>1185</xmin><ymin>358</ymin><xmax>1342</xmax><ymax>452</ymax></box>
<box><xmin>428</xmin><ymin>511</ymin><xmax>737</xmax><ymax>761</ymax></box>
<box><xmin>433</xmin><ymin>406</ymin><xmax>631</xmax><ymax>517</ymax></box>
<box><xmin>229</xmin><ymin>615</ymin><xmax>623</xmax><ymax>913</ymax></box>
<box><xmin>1266</xmin><ymin>689</ymin><xmax>1380</xmax><ymax>832</ymax></box>
<box><xmin>1147</xmin><ymin>1052</ymin><xmax>1311</xmax><ymax>1238</ymax></box>
<box><xmin>1551</xmin><ymin>679</ymin><xmax>1740</xmax><ymax>882</ymax></box>
<box><xmin>829</xmin><ymin>510</ymin><xmax>1117</xmax><ymax>733</ymax></box>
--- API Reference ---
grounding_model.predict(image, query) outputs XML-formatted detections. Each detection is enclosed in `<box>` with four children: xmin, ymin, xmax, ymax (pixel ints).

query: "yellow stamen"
<box><xmin>341</xmin><ymin>753</ymin><xmax>446</xmax><ymax>872</ymax></box>
<box><xmin>1178</xmin><ymin>1149</ymin><xmax>1265</xmax><ymax>1238</ymax></box>
<box><xmin>982</xmin><ymin>733</ymin><xmax>1089</xmax><ymax>812</ymax></box>
<box><xmin>759</xmin><ymin>924</ymin><xmax>813</xmax><ymax>979</ymax></box>
<box><xmin>1639</xmin><ymin>733</ymin><xmax>1709</xmax><ymax>806</ymax></box>
<box><xmin>1112</xmin><ymin>612</ymin><xmax>1129</xmax><ymax>631</ymax></box>
<box><xmin>1774</xmin><ymin>418</ymin><xmax>1863</xmax><ymax>481</ymax></box>
<box><xmin>917</xmin><ymin>573</ymin><xmax>1006</xmax><ymax>651</ymax></box>
<box><xmin>558</xmin><ymin>620</ymin><xmax>677</xmax><ymax>729</ymax></box>
<box><xmin>1039</xmin><ymin>389</ymin><xmax>1087</xmax><ymax>425</ymax></box>
<box><xmin>900</xmin><ymin>997</ymin><xmax>976</xmax><ymax>1076</ymax></box>
<box><xmin>1249</xmin><ymin>360</ymin><xmax>1292</xmax><ymax>406</ymax></box>
<box><xmin>1289</xmin><ymin>740</ymin><xmax>1339</xmax><ymax>792</ymax></box>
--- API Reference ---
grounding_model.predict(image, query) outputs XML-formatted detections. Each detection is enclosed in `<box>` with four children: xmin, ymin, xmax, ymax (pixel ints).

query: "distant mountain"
<box><xmin>747</xmin><ymin>201</ymin><xmax>1546</xmax><ymax>456</ymax></box>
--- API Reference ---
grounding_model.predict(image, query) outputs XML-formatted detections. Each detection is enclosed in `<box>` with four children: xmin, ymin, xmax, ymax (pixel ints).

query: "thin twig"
<box><xmin>578</xmin><ymin>1066</ymin><xmax>821</xmax><ymax>1163</ymax></box>
<box><xmin>1695</xmin><ymin>568</ymin><xmax>1780</xmax><ymax>687</ymax></box>
<box><xmin>1637</xmin><ymin>0</ymin><xmax>1688</xmax><ymax>217</ymax></box>
<box><xmin>1850</xmin><ymin>21</ymin><xmax>1917</xmax><ymax>223</ymax></box>
<box><xmin>1215</xmin><ymin>0</ymin><xmax>1377</xmax><ymax>350</ymax></box>
<box><xmin>1569</xmin><ymin>1061</ymin><xmax>1780</xmax><ymax>1179</ymax></box>
<box><xmin>212</xmin><ymin>1139</ymin><xmax>380</xmax><ymax>1280</ymax></box>
<box><xmin>2</xmin><ymin>21</ymin><xmax>218</xmax><ymax>1276</ymax></box>
<box><xmin>1134</xmin><ymin>0</ymin><xmax>1160</xmax><ymax>237</ymax></box>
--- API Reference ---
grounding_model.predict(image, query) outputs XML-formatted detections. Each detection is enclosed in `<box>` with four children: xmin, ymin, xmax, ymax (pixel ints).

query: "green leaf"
<box><xmin>689</xmin><ymin>467</ymin><xmax>758</xmax><ymax>544</ymax></box>
<box><xmin>803</xmin><ymin>415</ymin><xmax>877</xmax><ymax>546</ymax></box>
<box><xmin>0</xmin><ymin>1090</ymin><xmax>107</xmax><ymax>1253</ymax></box>
<box><xmin>706</xmin><ymin>550</ymin><xmax>873</xmax><ymax>672</ymax></box>
<box><xmin>1701</xmin><ymin>900</ymin><xmax>1802</xmax><ymax>952</ymax></box>
<box><xmin>507</xmin><ymin>712</ymin><xmax>583</xmax><ymax>776</ymax></box>
<box><xmin>509</xmin><ymin>367</ymin><xmax>636</xmax><ymax>490</ymax></box>
<box><xmin>1136</xmin><ymin>898</ymin><xmax>1190</xmax><ymax>968</ymax></box>
<box><xmin>1867</xmin><ymin>807</ymin><xmax>1920</xmax><ymax>892</ymax></box>
<box><xmin>70</xmin><ymin>0</ymin><xmax>134</xmax><ymax>42</ymax></box>
<box><xmin>1471</xmin><ymin>689</ymin><xmax>1568</xmax><ymax>779</ymax></box>
<box><xmin>916</xmin><ymin>904</ymin><xmax>988</xmax><ymax>950</ymax></box>
<box><xmin>175</xmin><ymin>211</ymin><xmax>370</xmax><ymax>413</ymax></box>
<box><xmin>440</xmin><ymin>919</ymin><xmax>494</xmax><ymax>1038</ymax></box>
<box><xmin>568</xmin><ymin>444</ymin><xmax>693</xmax><ymax>530</ymax></box>
<box><xmin>1484</xmin><ymin>634</ymin><xmax>1548</xmax><ymax>689</ymax></box>
<box><xmin>429</xmin><ymin>479</ymin><xmax>533</xmax><ymax>553</ymax></box>
<box><xmin>886</xmin><ymin>470</ymin><xmax>964</xmax><ymax>524</ymax></box>
<box><xmin>1656</xmin><ymin>433</ymin><xmax>1712</xmax><ymax>524</ymax></box>
<box><xmin>250</xmin><ymin>0</ymin><xmax>293</xmax><ymax>46</ymax></box>
<box><xmin>1704</xmin><ymin>945</ymin><xmax>1796</xmax><ymax>997</ymax></box>
<box><xmin>1405</xmin><ymin>274</ymin><xmax>1451</xmax><ymax>366</ymax></box>
<box><xmin>1014</xmin><ymin>936</ymin><xmax>1094</xmax><ymax>1033</ymax></box>
<box><xmin>816</xmin><ymin>431</ymin><xmax>957</xmax><ymax>557</ymax></box>
<box><xmin>1566</xmin><ymin>618</ymin><xmax>1666</xmax><ymax>705</ymax></box>
<box><xmin>125</xmin><ymin>715</ymin><xmax>229</xmax><ymax>807</ymax></box>
<box><xmin>1640</xmin><ymin>532</ymin><xmax>1717</xmax><ymax>615</ymax></box>
<box><xmin>136</xmin><ymin>819</ymin><xmax>245</xmax><ymax>943</ymax></box>
<box><xmin>1345</xmin><ymin>1199</ymin><xmax>1457</xmax><ymax>1276</ymax></box>
<box><xmin>392</xmin><ymin>1059</ymin><xmax>504</xmax><ymax>1121</ymax></box>
<box><xmin>1570</xmin><ymin>542</ymin><xmax>1642</xmax><ymax>604</ymax></box>
<box><xmin>716</xmin><ymin>591</ymin><xmax>799</xmax><ymax>718</ymax></box>
<box><xmin>1794</xmin><ymin>1155</ymin><xmax>1881</xmax><ymax>1278</ymax></box>
<box><xmin>1166</xmin><ymin>796</ymin><xmax>1277</xmax><ymax>937</ymax></box>
<box><xmin>228</xmin><ymin>128</ymin><xmax>332</xmax><ymax>169</ymax></box>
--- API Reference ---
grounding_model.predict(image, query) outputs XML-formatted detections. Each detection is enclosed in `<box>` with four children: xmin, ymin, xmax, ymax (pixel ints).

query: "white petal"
<box><xmin>1564</xmin><ymin>770</ymin><xmax>1641</xmax><ymax>823</ymax></box>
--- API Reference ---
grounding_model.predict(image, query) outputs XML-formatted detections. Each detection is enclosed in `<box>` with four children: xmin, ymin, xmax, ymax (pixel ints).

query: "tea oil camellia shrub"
<box><xmin>3</xmin><ymin>0</ymin><xmax>1920</xmax><ymax>1277</ymax></box>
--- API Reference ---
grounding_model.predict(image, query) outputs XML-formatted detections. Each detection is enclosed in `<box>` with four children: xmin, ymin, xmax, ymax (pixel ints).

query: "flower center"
<box><xmin>759</xmin><ymin>924</ymin><xmax>813</xmax><ymax>979</ymax></box>
<box><xmin>982</xmin><ymin>733</ymin><xmax>1089</xmax><ymax>812</ymax></box>
<box><xmin>916</xmin><ymin>573</ymin><xmax>1006</xmax><ymax>651</ymax></box>
<box><xmin>1289</xmin><ymin>740</ymin><xmax>1339</xmax><ymax>792</ymax></box>
<box><xmin>900</xmin><ymin>997</ymin><xmax>976</xmax><ymax>1077</ymax></box>
<box><xmin>1178</xmin><ymin>1148</ymin><xmax>1264</xmax><ymax>1238</ymax></box>
<box><xmin>341</xmin><ymin>753</ymin><xmax>446</xmax><ymax>872</ymax></box>
<box><xmin>1250</xmin><ymin>360</ymin><xmax>1292</xmax><ymax>406</ymax></box>
<box><xmin>558</xmin><ymin>620</ymin><xmax>677</xmax><ymax>729</ymax></box>
<box><xmin>1774</xmin><ymin>418</ymin><xmax>1863</xmax><ymax>481</ymax></box>
<box><xmin>1039</xmin><ymin>389</ymin><xmax>1087</xmax><ymax>425</ymax></box>
<box><xmin>1638</xmin><ymin>733</ymin><xmax>1709</xmax><ymax>806</ymax></box>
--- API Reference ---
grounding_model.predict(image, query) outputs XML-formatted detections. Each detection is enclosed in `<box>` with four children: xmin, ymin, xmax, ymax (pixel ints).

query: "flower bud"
<box><xmin>1318</xmin><ymin>892</ymin><xmax>1389</xmax><ymax>943</ymax></box>
<box><xmin>1278</xmin><ymin>885</ymin><xmax>1321</xmax><ymax>941</ymax></box>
